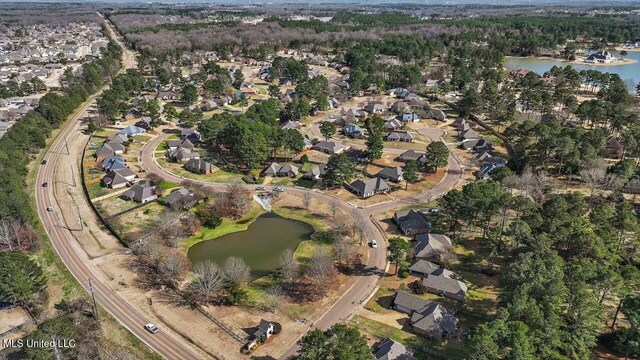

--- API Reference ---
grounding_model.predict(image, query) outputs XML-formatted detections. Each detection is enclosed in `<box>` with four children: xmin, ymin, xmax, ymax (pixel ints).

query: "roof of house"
<box><xmin>263</xmin><ymin>162</ymin><xmax>281</xmax><ymax>175</ymax></box>
<box><xmin>459</xmin><ymin>128</ymin><xmax>480</xmax><ymax>140</ymax></box>
<box><xmin>387</xmin><ymin>131</ymin><xmax>414</xmax><ymax>141</ymax></box>
<box><xmin>167</xmin><ymin>139</ymin><xmax>195</xmax><ymax>149</ymax></box>
<box><xmin>399</xmin><ymin>150</ymin><xmax>426</xmax><ymax>163</ymax></box>
<box><xmin>350</xmin><ymin>177</ymin><xmax>390</xmax><ymax>195</ymax></box>
<box><xmin>397</xmin><ymin>113</ymin><xmax>419</xmax><ymax>122</ymax></box>
<box><xmin>96</xmin><ymin>142</ymin><xmax>125</xmax><ymax>156</ymax></box>
<box><xmin>281</xmin><ymin>120</ymin><xmax>300</xmax><ymax>130</ymax></box>
<box><xmin>106</xmin><ymin>133</ymin><xmax>128</xmax><ymax>144</ymax></box>
<box><xmin>410</xmin><ymin>302</ymin><xmax>458</xmax><ymax>335</ymax></box>
<box><xmin>421</xmin><ymin>269</ymin><xmax>468</xmax><ymax>295</ymax></box>
<box><xmin>279</xmin><ymin>163</ymin><xmax>299</xmax><ymax>176</ymax></box>
<box><xmin>394</xmin><ymin>291</ymin><xmax>430</xmax><ymax>313</ymax></box>
<box><xmin>253</xmin><ymin>319</ymin><xmax>272</xmax><ymax>339</ymax></box>
<box><xmin>394</xmin><ymin>210</ymin><xmax>431</xmax><ymax>234</ymax></box>
<box><xmin>185</xmin><ymin>158</ymin><xmax>217</xmax><ymax>173</ymax></box>
<box><xmin>343</xmin><ymin>124</ymin><xmax>364</xmax><ymax>134</ymax></box>
<box><xmin>315</xmin><ymin>141</ymin><xmax>344</xmax><ymax>153</ymax></box>
<box><xmin>118</xmin><ymin>125</ymin><xmax>146</xmax><ymax>136</ymax></box>
<box><xmin>408</xmin><ymin>260</ymin><xmax>439</xmax><ymax>276</ymax></box>
<box><xmin>375</xmin><ymin>338</ymin><xmax>415</xmax><ymax>360</ymax></box>
<box><xmin>102</xmin><ymin>169</ymin><xmax>133</xmax><ymax>187</ymax></box>
<box><xmin>122</xmin><ymin>180</ymin><xmax>157</xmax><ymax>201</ymax></box>
<box><xmin>101</xmin><ymin>156</ymin><xmax>126</xmax><ymax>171</ymax></box>
<box><xmin>606</xmin><ymin>137</ymin><xmax>624</xmax><ymax>150</ymax></box>
<box><xmin>304</xmin><ymin>163</ymin><xmax>327</xmax><ymax>179</ymax></box>
<box><xmin>414</xmin><ymin>233</ymin><xmax>453</xmax><ymax>258</ymax></box>
<box><xmin>385</xmin><ymin>119</ymin><xmax>404</xmax><ymax>130</ymax></box>
<box><xmin>162</xmin><ymin>188</ymin><xmax>195</xmax><ymax>208</ymax></box>
<box><xmin>378</xmin><ymin>166</ymin><xmax>404</xmax><ymax>181</ymax></box>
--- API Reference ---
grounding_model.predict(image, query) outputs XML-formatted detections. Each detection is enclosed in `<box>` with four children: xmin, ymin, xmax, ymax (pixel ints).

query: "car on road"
<box><xmin>370</xmin><ymin>240</ymin><xmax>378</xmax><ymax>248</ymax></box>
<box><xmin>144</xmin><ymin>323</ymin><xmax>159</xmax><ymax>334</ymax></box>
<box><xmin>41</xmin><ymin>159</ymin><xmax>47</xmax><ymax>165</ymax></box>
<box><xmin>42</xmin><ymin>182</ymin><xmax>48</xmax><ymax>187</ymax></box>
<box><xmin>46</xmin><ymin>206</ymin><xmax>53</xmax><ymax>212</ymax></box>
<box><xmin>274</xmin><ymin>186</ymin><xmax>284</xmax><ymax>192</ymax></box>
<box><xmin>256</xmin><ymin>186</ymin><xmax>266</xmax><ymax>191</ymax></box>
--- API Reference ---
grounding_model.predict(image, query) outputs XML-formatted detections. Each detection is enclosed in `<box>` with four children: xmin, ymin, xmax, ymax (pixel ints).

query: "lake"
<box><xmin>187</xmin><ymin>212</ymin><xmax>315</xmax><ymax>278</ymax></box>
<box><xmin>505</xmin><ymin>50</ymin><xmax>640</xmax><ymax>91</ymax></box>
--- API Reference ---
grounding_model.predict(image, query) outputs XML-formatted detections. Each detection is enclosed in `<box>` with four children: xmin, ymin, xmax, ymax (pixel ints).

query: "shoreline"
<box><xmin>505</xmin><ymin>55</ymin><xmax>637</xmax><ymax>67</ymax></box>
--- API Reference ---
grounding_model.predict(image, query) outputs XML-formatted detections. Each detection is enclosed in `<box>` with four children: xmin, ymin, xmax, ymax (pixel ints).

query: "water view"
<box><xmin>187</xmin><ymin>213</ymin><xmax>315</xmax><ymax>278</ymax></box>
<box><xmin>505</xmin><ymin>50</ymin><xmax>640</xmax><ymax>91</ymax></box>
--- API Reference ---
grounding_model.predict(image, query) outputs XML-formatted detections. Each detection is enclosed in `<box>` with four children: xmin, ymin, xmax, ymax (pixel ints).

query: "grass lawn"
<box><xmin>159</xmin><ymin>180</ymin><xmax>180</xmax><ymax>190</ymax></box>
<box><xmin>86</xmin><ymin>181</ymin><xmax>111</xmax><ymax>199</ymax></box>
<box><xmin>182</xmin><ymin>205</ymin><xmax>266</xmax><ymax>251</ymax></box>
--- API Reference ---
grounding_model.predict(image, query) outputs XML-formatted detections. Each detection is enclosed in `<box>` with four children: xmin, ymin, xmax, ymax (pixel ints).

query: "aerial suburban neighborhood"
<box><xmin>1</xmin><ymin>1</ymin><xmax>640</xmax><ymax>360</ymax></box>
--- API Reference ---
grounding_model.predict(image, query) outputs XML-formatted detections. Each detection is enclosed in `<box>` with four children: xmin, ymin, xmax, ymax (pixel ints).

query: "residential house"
<box><xmin>419</xmin><ymin>268</ymin><xmax>468</xmax><ymax>301</ymax></box>
<box><xmin>398</xmin><ymin>150</ymin><xmax>426</xmax><ymax>166</ymax></box>
<box><xmin>345</xmin><ymin>108</ymin><xmax>364</xmax><ymax>118</ymax></box>
<box><xmin>200</xmin><ymin>100</ymin><xmax>218</xmax><ymax>111</ymax></box>
<box><xmin>102</xmin><ymin>168</ymin><xmax>138</xmax><ymax>189</ymax></box>
<box><xmin>386</xmin><ymin>131</ymin><xmax>414</xmax><ymax>143</ymax></box>
<box><xmin>604</xmin><ymin>137</ymin><xmax>624</xmax><ymax>159</ymax></box>
<box><xmin>101</xmin><ymin>156</ymin><xmax>126</xmax><ymax>171</ymax></box>
<box><xmin>315</xmin><ymin>141</ymin><xmax>346</xmax><ymax>154</ymax></box>
<box><xmin>118</xmin><ymin>125</ymin><xmax>146</xmax><ymax>136</ymax></box>
<box><xmin>374</xmin><ymin>338</ymin><xmax>415</xmax><ymax>360</ymax></box>
<box><xmin>135</xmin><ymin>117</ymin><xmax>153</xmax><ymax>129</ymax></box>
<box><xmin>584</xmin><ymin>50</ymin><xmax>616</xmax><ymax>64</ymax></box>
<box><xmin>184</xmin><ymin>158</ymin><xmax>218</xmax><ymax>174</ymax></box>
<box><xmin>343</xmin><ymin>124</ymin><xmax>365</xmax><ymax>137</ymax></box>
<box><xmin>462</xmin><ymin>138</ymin><xmax>492</xmax><ymax>153</ymax></box>
<box><xmin>303</xmin><ymin>163</ymin><xmax>327</xmax><ymax>181</ymax></box>
<box><xmin>263</xmin><ymin>163</ymin><xmax>299</xmax><ymax>177</ymax></box>
<box><xmin>390</xmin><ymin>100</ymin><xmax>410</xmax><ymax>114</ymax></box>
<box><xmin>377</xmin><ymin>166</ymin><xmax>404</xmax><ymax>183</ymax></box>
<box><xmin>95</xmin><ymin>142</ymin><xmax>125</xmax><ymax>161</ymax></box>
<box><xmin>384</xmin><ymin>119</ymin><xmax>404</xmax><ymax>131</ymax></box>
<box><xmin>396</xmin><ymin>113</ymin><xmax>420</xmax><ymax>123</ymax></box>
<box><xmin>121</xmin><ymin>180</ymin><xmax>158</xmax><ymax>203</ymax></box>
<box><xmin>162</xmin><ymin>188</ymin><xmax>197</xmax><ymax>210</ymax></box>
<box><xmin>408</xmin><ymin>260</ymin><xmax>440</xmax><ymax>278</ymax></box>
<box><xmin>349</xmin><ymin>177</ymin><xmax>390</xmax><ymax>198</ymax></box>
<box><xmin>392</xmin><ymin>291</ymin><xmax>458</xmax><ymax>340</ymax></box>
<box><xmin>413</xmin><ymin>233</ymin><xmax>453</xmax><ymax>263</ymax></box>
<box><xmin>453</xmin><ymin>118</ymin><xmax>467</xmax><ymax>131</ymax></box>
<box><xmin>458</xmin><ymin>128</ymin><xmax>481</xmax><ymax>141</ymax></box>
<box><xmin>167</xmin><ymin>147</ymin><xmax>200</xmax><ymax>163</ymax></box>
<box><xmin>167</xmin><ymin>139</ymin><xmax>195</xmax><ymax>151</ymax></box>
<box><xmin>106</xmin><ymin>134</ymin><xmax>128</xmax><ymax>145</ymax></box>
<box><xmin>252</xmin><ymin>319</ymin><xmax>275</xmax><ymax>343</ymax></box>
<box><xmin>394</xmin><ymin>210</ymin><xmax>431</xmax><ymax>235</ymax></box>
<box><xmin>425</xmin><ymin>109</ymin><xmax>447</xmax><ymax>121</ymax></box>
<box><xmin>281</xmin><ymin>120</ymin><xmax>300</xmax><ymax>130</ymax></box>
<box><xmin>180</xmin><ymin>128</ymin><xmax>200</xmax><ymax>142</ymax></box>
<box><xmin>476</xmin><ymin>162</ymin><xmax>506</xmax><ymax>180</ymax></box>
<box><xmin>156</xmin><ymin>90</ymin><xmax>177</xmax><ymax>100</ymax></box>
<box><xmin>364</xmin><ymin>102</ymin><xmax>386</xmax><ymax>114</ymax></box>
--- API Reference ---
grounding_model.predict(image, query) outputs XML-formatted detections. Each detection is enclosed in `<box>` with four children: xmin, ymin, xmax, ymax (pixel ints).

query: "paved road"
<box><xmin>35</xmin><ymin>17</ymin><xmax>200</xmax><ymax>360</ymax></box>
<box><xmin>140</xmin><ymin>130</ymin><xmax>463</xmax><ymax>359</ymax></box>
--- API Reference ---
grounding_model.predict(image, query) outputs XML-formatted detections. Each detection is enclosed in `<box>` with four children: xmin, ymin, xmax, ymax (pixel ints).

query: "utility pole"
<box><xmin>88</xmin><ymin>278</ymin><xmax>98</xmax><ymax>320</ymax></box>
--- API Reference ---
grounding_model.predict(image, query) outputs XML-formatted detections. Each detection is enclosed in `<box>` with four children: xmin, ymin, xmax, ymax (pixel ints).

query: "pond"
<box><xmin>187</xmin><ymin>213</ymin><xmax>315</xmax><ymax>279</ymax></box>
<box><xmin>504</xmin><ymin>50</ymin><xmax>640</xmax><ymax>91</ymax></box>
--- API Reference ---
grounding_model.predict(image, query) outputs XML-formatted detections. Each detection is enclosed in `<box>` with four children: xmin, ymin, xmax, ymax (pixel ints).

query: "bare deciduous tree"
<box><xmin>308</xmin><ymin>248</ymin><xmax>336</xmax><ymax>290</ymax></box>
<box><xmin>302</xmin><ymin>192</ymin><xmax>312</xmax><ymax>209</ymax></box>
<box><xmin>330</xmin><ymin>198</ymin><xmax>340</xmax><ymax>220</ymax></box>
<box><xmin>191</xmin><ymin>261</ymin><xmax>225</xmax><ymax>304</ymax></box>
<box><xmin>223</xmin><ymin>257</ymin><xmax>251</xmax><ymax>284</ymax></box>
<box><xmin>264</xmin><ymin>284</ymin><xmax>283</xmax><ymax>311</ymax></box>
<box><xmin>352</xmin><ymin>212</ymin><xmax>369</xmax><ymax>245</ymax></box>
<box><xmin>520</xmin><ymin>167</ymin><xmax>547</xmax><ymax>203</ymax></box>
<box><xmin>332</xmin><ymin>237</ymin><xmax>357</xmax><ymax>270</ymax></box>
<box><xmin>0</xmin><ymin>220</ymin><xmax>13</xmax><ymax>251</ymax></box>
<box><xmin>280</xmin><ymin>249</ymin><xmax>299</xmax><ymax>284</ymax></box>
<box><xmin>159</xmin><ymin>251</ymin><xmax>188</xmax><ymax>287</ymax></box>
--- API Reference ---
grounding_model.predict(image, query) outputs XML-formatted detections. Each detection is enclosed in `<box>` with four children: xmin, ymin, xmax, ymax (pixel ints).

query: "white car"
<box><xmin>144</xmin><ymin>323</ymin><xmax>159</xmax><ymax>334</ymax></box>
<box><xmin>370</xmin><ymin>240</ymin><xmax>378</xmax><ymax>248</ymax></box>
<box><xmin>46</xmin><ymin>206</ymin><xmax>53</xmax><ymax>212</ymax></box>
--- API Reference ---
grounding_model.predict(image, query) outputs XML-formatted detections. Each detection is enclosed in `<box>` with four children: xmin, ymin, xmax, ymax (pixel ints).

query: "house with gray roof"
<box><xmin>397</xmin><ymin>150</ymin><xmax>426</xmax><ymax>166</ymax></box>
<box><xmin>118</xmin><ymin>125</ymin><xmax>146</xmax><ymax>136</ymax></box>
<box><xmin>180</xmin><ymin>128</ymin><xmax>200</xmax><ymax>142</ymax></box>
<box><xmin>377</xmin><ymin>166</ymin><xmax>404</xmax><ymax>183</ymax></box>
<box><xmin>184</xmin><ymin>158</ymin><xmax>218</xmax><ymax>174</ymax></box>
<box><xmin>426</xmin><ymin>109</ymin><xmax>447</xmax><ymax>121</ymax></box>
<box><xmin>303</xmin><ymin>163</ymin><xmax>327</xmax><ymax>181</ymax></box>
<box><xmin>162</xmin><ymin>188</ymin><xmax>197</xmax><ymax>210</ymax></box>
<box><xmin>419</xmin><ymin>268</ymin><xmax>468</xmax><ymax>301</ymax></box>
<box><xmin>102</xmin><ymin>168</ymin><xmax>138</xmax><ymax>189</ymax></box>
<box><xmin>462</xmin><ymin>138</ymin><xmax>492</xmax><ymax>153</ymax></box>
<box><xmin>408</xmin><ymin>260</ymin><xmax>440</xmax><ymax>277</ymax></box>
<box><xmin>413</xmin><ymin>233</ymin><xmax>453</xmax><ymax>263</ymax></box>
<box><xmin>106</xmin><ymin>133</ymin><xmax>128</xmax><ymax>145</ymax></box>
<box><xmin>396</xmin><ymin>113</ymin><xmax>420</xmax><ymax>123</ymax></box>
<box><xmin>349</xmin><ymin>177</ymin><xmax>390</xmax><ymax>198</ymax></box>
<box><xmin>166</xmin><ymin>139</ymin><xmax>195</xmax><ymax>151</ymax></box>
<box><xmin>263</xmin><ymin>163</ymin><xmax>299</xmax><ymax>177</ymax></box>
<box><xmin>343</xmin><ymin>124</ymin><xmax>365</xmax><ymax>137</ymax></box>
<box><xmin>314</xmin><ymin>141</ymin><xmax>346</xmax><ymax>154</ymax></box>
<box><xmin>458</xmin><ymin>128</ymin><xmax>481</xmax><ymax>141</ymax></box>
<box><xmin>122</xmin><ymin>180</ymin><xmax>158</xmax><ymax>203</ymax></box>
<box><xmin>392</xmin><ymin>291</ymin><xmax>458</xmax><ymax>339</ymax></box>
<box><xmin>374</xmin><ymin>338</ymin><xmax>415</xmax><ymax>360</ymax></box>
<box><xmin>394</xmin><ymin>210</ymin><xmax>431</xmax><ymax>235</ymax></box>
<box><xmin>384</xmin><ymin>119</ymin><xmax>404</xmax><ymax>131</ymax></box>
<box><xmin>364</xmin><ymin>102</ymin><xmax>386</xmax><ymax>114</ymax></box>
<box><xmin>390</xmin><ymin>100</ymin><xmax>410</xmax><ymax>114</ymax></box>
<box><xmin>167</xmin><ymin>147</ymin><xmax>200</xmax><ymax>163</ymax></box>
<box><xmin>95</xmin><ymin>142</ymin><xmax>125</xmax><ymax>160</ymax></box>
<box><xmin>386</xmin><ymin>131</ymin><xmax>414</xmax><ymax>143</ymax></box>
